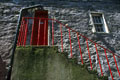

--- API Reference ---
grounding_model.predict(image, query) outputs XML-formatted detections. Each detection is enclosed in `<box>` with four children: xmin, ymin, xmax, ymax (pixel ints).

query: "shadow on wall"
<box><xmin>0</xmin><ymin>56</ymin><xmax>7</xmax><ymax>80</ymax></box>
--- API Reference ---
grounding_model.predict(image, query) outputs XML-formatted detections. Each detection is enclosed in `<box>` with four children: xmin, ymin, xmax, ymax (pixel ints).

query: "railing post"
<box><xmin>18</xmin><ymin>17</ymin><xmax>24</xmax><ymax>46</ymax></box>
<box><xmin>68</xmin><ymin>28</ymin><xmax>72</xmax><ymax>58</ymax></box>
<box><xmin>37</xmin><ymin>18</ymin><xmax>41</xmax><ymax>45</ymax></box>
<box><xmin>86</xmin><ymin>39</ymin><xmax>93</xmax><ymax>70</ymax></box>
<box><xmin>20</xmin><ymin>19</ymin><xmax>25</xmax><ymax>46</ymax></box>
<box><xmin>95</xmin><ymin>44</ymin><xmax>103</xmax><ymax>76</ymax></box>
<box><xmin>23</xmin><ymin>19</ymin><xmax>28</xmax><ymax>46</ymax></box>
<box><xmin>52</xmin><ymin>20</ymin><xmax>54</xmax><ymax>45</ymax></box>
<box><xmin>60</xmin><ymin>24</ymin><xmax>63</xmax><ymax>52</ymax></box>
<box><xmin>77</xmin><ymin>33</ymin><xmax>83</xmax><ymax>64</ymax></box>
<box><xmin>44</xmin><ymin>19</ymin><xmax>47</xmax><ymax>45</ymax></box>
<box><xmin>30</xmin><ymin>18</ymin><xmax>35</xmax><ymax>45</ymax></box>
<box><xmin>113</xmin><ymin>54</ymin><xmax>120</xmax><ymax>76</ymax></box>
<box><xmin>104</xmin><ymin>49</ymin><xmax>114</xmax><ymax>80</ymax></box>
<box><xmin>20</xmin><ymin>24</ymin><xmax>23</xmax><ymax>46</ymax></box>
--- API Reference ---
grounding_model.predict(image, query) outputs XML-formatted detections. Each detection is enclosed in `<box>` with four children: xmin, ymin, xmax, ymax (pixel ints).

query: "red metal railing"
<box><xmin>17</xmin><ymin>17</ymin><xmax>120</xmax><ymax>80</ymax></box>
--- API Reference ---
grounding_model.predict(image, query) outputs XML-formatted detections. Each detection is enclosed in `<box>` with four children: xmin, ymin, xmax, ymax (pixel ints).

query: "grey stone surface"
<box><xmin>0</xmin><ymin>2</ymin><xmax>21</xmax><ymax>70</ymax></box>
<box><xmin>0</xmin><ymin>1</ymin><xmax>120</xmax><ymax>80</ymax></box>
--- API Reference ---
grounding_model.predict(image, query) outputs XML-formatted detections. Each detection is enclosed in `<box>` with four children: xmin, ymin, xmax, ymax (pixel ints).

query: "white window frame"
<box><xmin>89</xmin><ymin>12</ymin><xmax>109</xmax><ymax>33</ymax></box>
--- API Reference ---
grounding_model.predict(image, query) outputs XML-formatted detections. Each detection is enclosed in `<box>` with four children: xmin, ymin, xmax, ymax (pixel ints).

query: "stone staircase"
<box><xmin>11</xmin><ymin>46</ymin><xmax>107</xmax><ymax>80</ymax></box>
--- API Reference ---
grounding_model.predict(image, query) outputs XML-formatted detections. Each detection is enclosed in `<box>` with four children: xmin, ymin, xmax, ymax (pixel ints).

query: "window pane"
<box><xmin>95</xmin><ymin>25</ymin><xmax>104</xmax><ymax>32</ymax></box>
<box><xmin>92</xmin><ymin>16</ymin><xmax>102</xmax><ymax>23</ymax></box>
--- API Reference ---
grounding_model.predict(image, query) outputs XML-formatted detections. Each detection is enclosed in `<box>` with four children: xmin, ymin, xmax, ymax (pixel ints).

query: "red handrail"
<box><xmin>22</xmin><ymin>17</ymin><xmax>120</xmax><ymax>58</ymax></box>
<box><xmin>86</xmin><ymin>39</ymin><xmax>93</xmax><ymax>70</ymax></box>
<box><xmin>52</xmin><ymin>20</ymin><xmax>54</xmax><ymax>45</ymax></box>
<box><xmin>113</xmin><ymin>54</ymin><xmax>120</xmax><ymax>76</ymax></box>
<box><xmin>104</xmin><ymin>49</ymin><xmax>114</xmax><ymax>80</ymax></box>
<box><xmin>60</xmin><ymin>24</ymin><xmax>63</xmax><ymax>52</ymax></box>
<box><xmin>23</xmin><ymin>19</ymin><xmax>28</xmax><ymax>46</ymax></box>
<box><xmin>30</xmin><ymin>17</ymin><xmax>35</xmax><ymax>45</ymax></box>
<box><xmin>17</xmin><ymin>17</ymin><xmax>120</xmax><ymax>80</ymax></box>
<box><xmin>77</xmin><ymin>33</ymin><xmax>83</xmax><ymax>64</ymax></box>
<box><xmin>95</xmin><ymin>44</ymin><xmax>103</xmax><ymax>76</ymax></box>
<box><xmin>68</xmin><ymin>28</ymin><xmax>73</xmax><ymax>58</ymax></box>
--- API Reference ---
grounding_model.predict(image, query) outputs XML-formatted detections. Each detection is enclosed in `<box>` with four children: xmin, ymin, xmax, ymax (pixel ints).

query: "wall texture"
<box><xmin>0</xmin><ymin>3</ymin><xmax>21</xmax><ymax>79</ymax></box>
<box><xmin>0</xmin><ymin>0</ymin><xmax>120</xmax><ymax>80</ymax></box>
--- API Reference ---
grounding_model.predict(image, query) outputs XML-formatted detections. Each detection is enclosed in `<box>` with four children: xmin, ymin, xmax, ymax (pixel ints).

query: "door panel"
<box><xmin>31</xmin><ymin>10</ymin><xmax>48</xmax><ymax>45</ymax></box>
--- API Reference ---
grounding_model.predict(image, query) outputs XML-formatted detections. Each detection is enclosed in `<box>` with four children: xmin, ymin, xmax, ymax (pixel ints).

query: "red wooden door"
<box><xmin>31</xmin><ymin>10</ymin><xmax>48</xmax><ymax>45</ymax></box>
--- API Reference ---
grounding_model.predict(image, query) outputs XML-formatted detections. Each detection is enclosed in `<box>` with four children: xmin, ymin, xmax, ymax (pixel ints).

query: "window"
<box><xmin>90</xmin><ymin>13</ymin><xmax>109</xmax><ymax>33</ymax></box>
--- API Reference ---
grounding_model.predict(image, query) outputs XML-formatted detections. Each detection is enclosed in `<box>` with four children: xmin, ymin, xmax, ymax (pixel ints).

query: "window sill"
<box><xmin>92</xmin><ymin>32</ymin><xmax>110</xmax><ymax>34</ymax></box>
